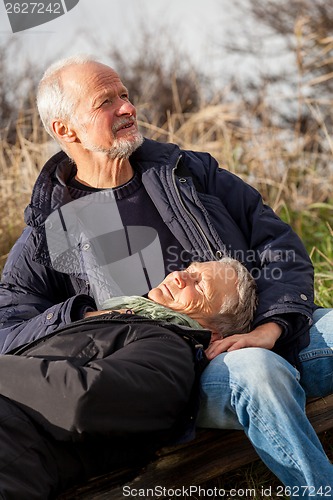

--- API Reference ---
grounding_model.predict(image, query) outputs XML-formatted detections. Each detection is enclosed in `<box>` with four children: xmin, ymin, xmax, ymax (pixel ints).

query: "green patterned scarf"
<box><xmin>102</xmin><ymin>295</ymin><xmax>203</xmax><ymax>330</ymax></box>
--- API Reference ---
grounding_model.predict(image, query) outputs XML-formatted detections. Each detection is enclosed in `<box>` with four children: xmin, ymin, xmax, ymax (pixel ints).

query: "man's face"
<box><xmin>148</xmin><ymin>261</ymin><xmax>238</xmax><ymax>326</ymax></box>
<box><xmin>64</xmin><ymin>62</ymin><xmax>143</xmax><ymax>158</ymax></box>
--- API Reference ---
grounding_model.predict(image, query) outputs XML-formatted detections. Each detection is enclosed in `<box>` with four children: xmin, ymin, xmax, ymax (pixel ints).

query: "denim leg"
<box><xmin>197</xmin><ymin>347</ymin><xmax>333</xmax><ymax>496</ymax></box>
<box><xmin>299</xmin><ymin>308</ymin><xmax>333</xmax><ymax>397</ymax></box>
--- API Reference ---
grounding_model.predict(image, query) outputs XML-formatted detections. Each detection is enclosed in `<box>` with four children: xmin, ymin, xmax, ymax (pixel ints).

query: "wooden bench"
<box><xmin>59</xmin><ymin>394</ymin><xmax>333</xmax><ymax>499</ymax></box>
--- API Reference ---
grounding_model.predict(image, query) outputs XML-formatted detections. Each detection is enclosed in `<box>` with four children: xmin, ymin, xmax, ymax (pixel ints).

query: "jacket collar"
<box><xmin>130</xmin><ymin>138</ymin><xmax>181</xmax><ymax>173</ymax></box>
<box><xmin>24</xmin><ymin>150</ymin><xmax>75</xmax><ymax>228</ymax></box>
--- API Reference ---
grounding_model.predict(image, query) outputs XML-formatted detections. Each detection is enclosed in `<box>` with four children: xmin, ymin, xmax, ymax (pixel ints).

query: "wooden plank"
<box><xmin>58</xmin><ymin>468</ymin><xmax>142</xmax><ymax>500</ymax></box>
<box><xmin>59</xmin><ymin>394</ymin><xmax>333</xmax><ymax>499</ymax></box>
<box><xmin>306</xmin><ymin>394</ymin><xmax>333</xmax><ymax>433</ymax></box>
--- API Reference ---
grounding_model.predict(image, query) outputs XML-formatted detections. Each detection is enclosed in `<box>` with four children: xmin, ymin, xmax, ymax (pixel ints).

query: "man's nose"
<box><xmin>116</xmin><ymin>98</ymin><xmax>136</xmax><ymax>116</ymax></box>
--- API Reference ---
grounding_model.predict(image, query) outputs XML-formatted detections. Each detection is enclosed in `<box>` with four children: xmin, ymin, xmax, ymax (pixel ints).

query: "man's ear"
<box><xmin>52</xmin><ymin>120</ymin><xmax>77</xmax><ymax>143</ymax></box>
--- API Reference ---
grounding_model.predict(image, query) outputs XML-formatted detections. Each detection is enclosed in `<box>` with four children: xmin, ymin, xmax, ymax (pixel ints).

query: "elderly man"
<box><xmin>0</xmin><ymin>55</ymin><xmax>332</xmax><ymax>497</ymax></box>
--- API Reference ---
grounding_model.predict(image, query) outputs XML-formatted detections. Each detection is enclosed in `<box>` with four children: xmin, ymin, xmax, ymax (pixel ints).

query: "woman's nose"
<box><xmin>173</xmin><ymin>271</ymin><xmax>187</xmax><ymax>288</ymax></box>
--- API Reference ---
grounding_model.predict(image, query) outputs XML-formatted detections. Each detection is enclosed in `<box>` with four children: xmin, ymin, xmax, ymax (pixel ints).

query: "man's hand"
<box><xmin>205</xmin><ymin>322</ymin><xmax>283</xmax><ymax>360</ymax></box>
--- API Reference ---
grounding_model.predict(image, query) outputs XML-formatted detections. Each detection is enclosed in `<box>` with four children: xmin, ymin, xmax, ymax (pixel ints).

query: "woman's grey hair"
<box><xmin>36</xmin><ymin>55</ymin><xmax>98</xmax><ymax>146</ymax></box>
<box><xmin>207</xmin><ymin>256</ymin><xmax>257</xmax><ymax>337</ymax></box>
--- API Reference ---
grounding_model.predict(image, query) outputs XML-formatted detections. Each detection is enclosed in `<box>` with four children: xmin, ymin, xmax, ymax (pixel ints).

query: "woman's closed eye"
<box><xmin>194</xmin><ymin>279</ymin><xmax>205</xmax><ymax>294</ymax></box>
<box><xmin>192</xmin><ymin>273</ymin><xmax>205</xmax><ymax>294</ymax></box>
<box><xmin>186</xmin><ymin>269</ymin><xmax>205</xmax><ymax>294</ymax></box>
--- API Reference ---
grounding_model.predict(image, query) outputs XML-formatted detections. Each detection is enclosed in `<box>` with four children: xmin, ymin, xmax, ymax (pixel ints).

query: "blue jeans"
<box><xmin>197</xmin><ymin>308</ymin><xmax>333</xmax><ymax>498</ymax></box>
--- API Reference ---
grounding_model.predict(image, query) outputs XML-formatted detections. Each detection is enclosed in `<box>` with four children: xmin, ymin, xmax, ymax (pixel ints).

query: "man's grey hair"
<box><xmin>208</xmin><ymin>256</ymin><xmax>257</xmax><ymax>337</ymax></box>
<box><xmin>36</xmin><ymin>55</ymin><xmax>98</xmax><ymax>145</ymax></box>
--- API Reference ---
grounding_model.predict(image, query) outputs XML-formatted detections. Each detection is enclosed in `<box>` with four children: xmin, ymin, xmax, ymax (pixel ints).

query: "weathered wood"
<box><xmin>59</xmin><ymin>394</ymin><xmax>333</xmax><ymax>499</ymax></box>
<box><xmin>305</xmin><ymin>395</ymin><xmax>333</xmax><ymax>433</ymax></box>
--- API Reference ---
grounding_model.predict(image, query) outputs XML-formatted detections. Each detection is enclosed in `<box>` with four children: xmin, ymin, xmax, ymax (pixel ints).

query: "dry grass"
<box><xmin>0</xmin><ymin>109</ymin><xmax>54</xmax><ymax>266</ymax></box>
<box><xmin>136</xmin><ymin>88</ymin><xmax>333</xmax><ymax>213</ymax></box>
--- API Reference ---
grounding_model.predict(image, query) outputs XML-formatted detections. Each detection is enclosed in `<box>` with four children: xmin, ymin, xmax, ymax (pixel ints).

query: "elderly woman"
<box><xmin>101</xmin><ymin>257</ymin><xmax>257</xmax><ymax>341</ymax></box>
<box><xmin>0</xmin><ymin>257</ymin><xmax>257</xmax><ymax>497</ymax></box>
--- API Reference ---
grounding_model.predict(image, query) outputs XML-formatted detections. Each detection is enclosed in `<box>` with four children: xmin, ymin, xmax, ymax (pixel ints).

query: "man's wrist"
<box><xmin>254</xmin><ymin>322</ymin><xmax>283</xmax><ymax>342</ymax></box>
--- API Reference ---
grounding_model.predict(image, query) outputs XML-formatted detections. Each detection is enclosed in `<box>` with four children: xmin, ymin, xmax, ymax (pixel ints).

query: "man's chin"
<box><xmin>112</xmin><ymin>133</ymin><xmax>144</xmax><ymax>159</ymax></box>
<box><xmin>81</xmin><ymin>132</ymin><xmax>143</xmax><ymax>159</ymax></box>
<box><xmin>128</xmin><ymin>132</ymin><xmax>144</xmax><ymax>151</ymax></box>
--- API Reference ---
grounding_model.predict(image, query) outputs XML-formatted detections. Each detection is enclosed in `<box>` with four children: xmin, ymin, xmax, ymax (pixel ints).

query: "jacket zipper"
<box><xmin>172</xmin><ymin>156</ymin><xmax>217</xmax><ymax>260</ymax></box>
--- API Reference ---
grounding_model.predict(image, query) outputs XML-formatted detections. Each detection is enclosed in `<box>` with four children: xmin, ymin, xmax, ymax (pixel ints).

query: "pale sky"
<box><xmin>0</xmin><ymin>0</ymin><xmax>245</xmax><ymax>82</ymax></box>
<box><xmin>0</xmin><ymin>0</ymin><xmax>293</xmax><ymax>99</ymax></box>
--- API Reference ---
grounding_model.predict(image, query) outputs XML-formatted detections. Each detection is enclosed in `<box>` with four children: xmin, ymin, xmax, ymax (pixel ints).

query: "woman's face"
<box><xmin>148</xmin><ymin>261</ymin><xmax>237</xmax><ymax>327</ymax></box>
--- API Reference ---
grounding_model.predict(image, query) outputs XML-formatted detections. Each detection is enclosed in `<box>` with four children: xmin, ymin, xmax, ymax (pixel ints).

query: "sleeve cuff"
<box><xmin>70</xmin><ymin>295</ymin><xmax>97</xmax><ymax>321</ymax></box>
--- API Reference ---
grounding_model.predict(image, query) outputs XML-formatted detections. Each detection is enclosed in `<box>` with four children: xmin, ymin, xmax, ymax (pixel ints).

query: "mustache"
<box><xmin>112</xmin><ymin>117</ymin><xmax>136</xmax><ymax>134</ymax></box>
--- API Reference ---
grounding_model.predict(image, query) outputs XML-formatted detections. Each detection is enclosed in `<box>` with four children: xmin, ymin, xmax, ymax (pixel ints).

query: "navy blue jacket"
<box><xmin>0</xmin><ymin>139</ymin><xmax>314</xmax><ymax>361</ymax></box>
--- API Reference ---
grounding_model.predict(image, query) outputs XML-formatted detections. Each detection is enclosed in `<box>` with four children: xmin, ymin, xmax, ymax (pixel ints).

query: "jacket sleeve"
<box><xmin>185</xmin><ymin>152</ymin><xmax>314</xmax><ymax>347</ymax></box>
<box><xmin>0</xmin><ymin>227</ymin><xmax>96</xmax><ymax>354</ymax></box>
<box><xmin>219</xmin><ymin>170</ymin><xmax>313</xmax><ymax>318</ymax></box>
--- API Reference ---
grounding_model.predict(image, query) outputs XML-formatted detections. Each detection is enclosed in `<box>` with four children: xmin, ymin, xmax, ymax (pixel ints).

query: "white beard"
<box><xmin>80</xmin><ymin>130</ymin><xmax>144</xmax><ymax>159</ymax></box>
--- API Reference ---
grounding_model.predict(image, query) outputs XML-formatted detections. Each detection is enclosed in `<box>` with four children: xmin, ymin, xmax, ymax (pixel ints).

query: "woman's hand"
<box><xmin>84</xmin><ymin>309</ymin><xmax>130</xmax><ymax>318</ymax></box>
<box><xmin>205</xmin><ymin>322</ymin><xmax>283</xmax><ymax>360</ymax></box>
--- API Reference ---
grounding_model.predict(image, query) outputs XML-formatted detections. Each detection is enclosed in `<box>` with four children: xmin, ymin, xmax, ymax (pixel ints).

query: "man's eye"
<box><xmin>99</xmin><ymin>99</ymin><xmax>111</xmax><ymax>107</ymax></box>
<box><xmin>121</xmin><ymin>93</ymin><xmax>129</xmax><ymax>100</ymax></box>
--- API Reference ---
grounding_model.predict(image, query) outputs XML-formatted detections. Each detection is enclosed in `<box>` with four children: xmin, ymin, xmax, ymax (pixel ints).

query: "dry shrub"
<box><xmin>138</xmin><ymin>84</ymin><xmax>333</xmax><ymax>214</ymax></box>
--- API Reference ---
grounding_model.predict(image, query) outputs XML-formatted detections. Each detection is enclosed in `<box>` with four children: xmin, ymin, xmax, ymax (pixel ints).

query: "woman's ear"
<box><xmin>52</xmin><ymin>120</ymin><xmax>77</xmax><ymax>143</ymax></box>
